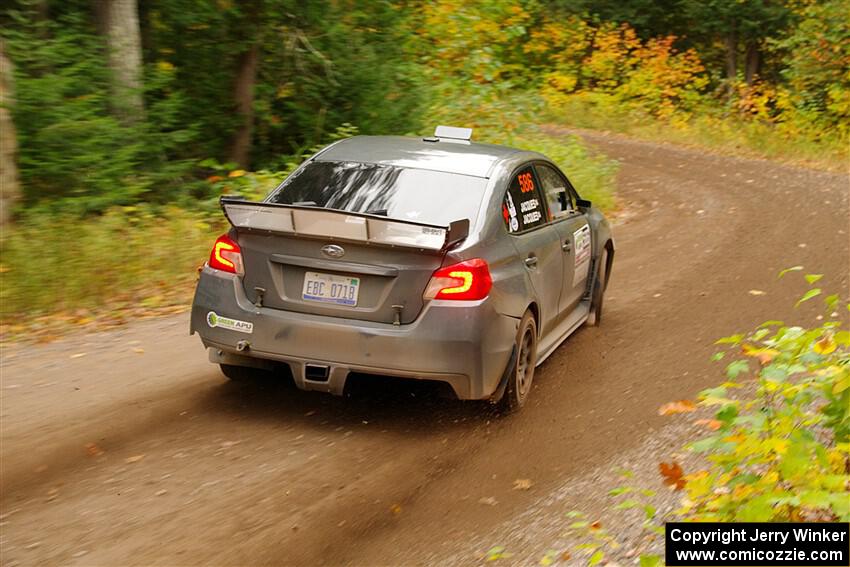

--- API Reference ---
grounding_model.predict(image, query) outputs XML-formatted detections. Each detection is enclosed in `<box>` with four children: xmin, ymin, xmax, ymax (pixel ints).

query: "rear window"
<box><xmin>266</xmin><ymin>161</ymin><xmax>488</xmax><ymax>227</ymax></box>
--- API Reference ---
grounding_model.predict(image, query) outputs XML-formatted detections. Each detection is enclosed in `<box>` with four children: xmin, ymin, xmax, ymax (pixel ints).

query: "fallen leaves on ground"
<box><xmin>694</xmin><ymin>418</ymin><xmax>722</xmax><ymax>431</ymax></box>
<box><xmin>512</xmin><ymin>478</ymin><xmax>533</xmax><ymax>490</ymax></box>
<box><xmin>85</xmin><ymin>443</ymin><xmax>103</xmax><ymax>457</ymax></box>
<box><xmin>125</xmin><ymin>455</ymin><xmax>145</xmax><ymax>464</ymax></box>
<box><xmin>658</xmin><ymin>400</ymin><xmax>696</xmax><ymax>415</ymax></box>
<box><xmin>485</xmin><ymin>546</ymin><xmax>511</xmax><ymax>561</ymax></box>
<box><xmin>659</xmin><ymin>461</ymin><xmax>686</xmax><ymax>490</ymax></box>
<box><xmin>1</xmin><ymin>296</ymin><xmax>193</xmax><ymax>345</ymax></box>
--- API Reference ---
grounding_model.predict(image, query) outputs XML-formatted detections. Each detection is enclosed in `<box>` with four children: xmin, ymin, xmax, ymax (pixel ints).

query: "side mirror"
<box><xmin>576</xmin><ymin>198</ymin><xmax>592</xmax><ymax>210</ymax></box>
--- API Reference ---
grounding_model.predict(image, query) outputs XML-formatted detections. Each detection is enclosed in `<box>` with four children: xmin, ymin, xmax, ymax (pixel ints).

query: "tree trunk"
<box><xmin>724</xmin><ymin>31</ymin><xmax>738</xmax><ymax>82</ymax></box>
<box><xmin>35</xmin><ymin>0</ymin><xmax>48</xmax><ymax>21</ymax></box>
<box><xmin>228</xmin><ymin>43</ymin><xmax>259</xmax><ymax>169</ymax></box>
<box><xmin>0</xmin><ymin>41</ymin><xmax>20</xmax><ymax>227</ymax></box>
<box><xmin>744</xmin><ymin>42</ymin><xmax>760</xmax><ymax>86</ymax></box>
<box><xmin>95</xmin><ymin>0</ymin><xmax>144</xmax><ymax>123</ymax></box>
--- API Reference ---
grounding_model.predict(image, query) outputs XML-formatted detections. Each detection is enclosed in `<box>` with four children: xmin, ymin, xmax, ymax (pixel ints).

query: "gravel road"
<box><xmin>1</xmin><ymin>132</ymin><xmax>848</xmax><ymax>566</ymax></box>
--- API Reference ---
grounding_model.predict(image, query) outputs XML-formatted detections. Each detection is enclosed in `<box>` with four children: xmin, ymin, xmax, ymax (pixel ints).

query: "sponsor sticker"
<box><xmin>574</xmin><ymin>224</ymin><xmax>591</xmax><ymax>266</ymax></box>
<box><xmin>503</xmin><ymin>192</ymin><xmax>520</xmax><ymax>232</ymax></box>
<box><xmin>573</xmin><ymin>224</ymin><xmax>592</xmax><ymax>286</ymax></box>
<box><xmin>206</xmin><ymin>311</ymin><xmax>253</xmax><ymax>334</ymax></box>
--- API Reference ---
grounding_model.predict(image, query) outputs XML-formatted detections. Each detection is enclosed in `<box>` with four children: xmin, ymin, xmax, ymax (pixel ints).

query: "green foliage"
<box><xmin>1</xmin><ymin>0</ymin><xmax>423</xmax><ymax>213</ymax></box>
<box><xmin>3</xmin><ymin>0</ymin><xmax>845</xmax><ymax>330</ymax></box>
<box><xmin>773</xmin><ymin>0</ymin><xmax>850</xmax><ymax>139</ymax></box>
<box><xmin>685</xmin><ymin>280</ymin><xmax>850</xmax><ymax>523</ymax></box>
<box><xmin>3</xmin><ymin>6</ymin><xmax>198</xmax><ymax>213</ymax></box>
<box><xmin>0</xmin><ymin>205</ymin><xmax>225</xmax><ymax>323</ymax></box>
<box><xmin>3</xmin><ymin>0</ymin><xmax>847</xmax><ymax>215</ymax></box>
<box><xmin>549</xmin><ymin>275</ymin><xmax>848</xmax><ymax>565</ymax></box>
<box><xmin>0</xmin><ymin>123</ymin><xmax>361</xmax><ymax>327</ymax></box>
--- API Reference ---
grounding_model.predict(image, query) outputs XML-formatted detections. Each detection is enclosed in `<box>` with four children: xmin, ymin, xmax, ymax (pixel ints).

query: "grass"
<box><xmin>0</xmin><ymin>130</ymin><xmax>619</xmax><ymax>341</ymax></box>
<box><xmin>547</xmin><ymin>96</ymin><xmax>848</xmax><ymax>171</ymax></box>
<box><xmin>0</xmin><ymin>206</ymin><xmax>227</xmax><ymax>340</ymax></box>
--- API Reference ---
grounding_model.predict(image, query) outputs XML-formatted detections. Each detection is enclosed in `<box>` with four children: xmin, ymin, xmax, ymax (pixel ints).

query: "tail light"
<box><xmin>424</xmin><ymin>258</ymin><xmax>492</xmax><ymax>301</ymax></box>
<box><xmin>208</xmin><ymin>234</ymin><xmax>244</xmax><ymax>276</ymax></box>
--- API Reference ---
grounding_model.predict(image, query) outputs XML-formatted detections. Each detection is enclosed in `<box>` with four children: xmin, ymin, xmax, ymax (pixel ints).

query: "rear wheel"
<box><xmin>586</xmin><ymin>247</ymin><xmax>608</xmax><ymax>327</ymax></box>
<box><xmin>499</xmin><ymin>311</ymin><xmax>538</xmax><ymax>412</ymax></box>
<box><xmin>219</xmin><ymin>364</ymin><xmax>267</xmax><ymax>383</ymax></box>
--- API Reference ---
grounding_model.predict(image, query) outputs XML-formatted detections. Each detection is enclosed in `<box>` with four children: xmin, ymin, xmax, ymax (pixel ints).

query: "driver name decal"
<box><xmin>504</xmin><ymin>167</ymin><xmax>544</xmax><ymax>233</ymax></box>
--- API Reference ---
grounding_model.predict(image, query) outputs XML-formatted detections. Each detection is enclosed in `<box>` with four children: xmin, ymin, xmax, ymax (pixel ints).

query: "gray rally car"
<box><xmin>190</xmin><ymin>126</ymin><xmax>614</xmax><ymax>410</ymax></box>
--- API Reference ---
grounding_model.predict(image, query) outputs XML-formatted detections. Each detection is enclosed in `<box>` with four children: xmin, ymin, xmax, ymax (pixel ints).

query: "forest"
<box><xmin>0</xmin><ymin>0</ymin><xmax>848</xmax><ymax>329</ymax></box>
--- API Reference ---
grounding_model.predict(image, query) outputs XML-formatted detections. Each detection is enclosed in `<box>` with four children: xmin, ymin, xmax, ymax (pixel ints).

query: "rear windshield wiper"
<box><xmin>366</xmin><ymin>208</ymin><xmax>388</xmax><ymax>216</ymax></box>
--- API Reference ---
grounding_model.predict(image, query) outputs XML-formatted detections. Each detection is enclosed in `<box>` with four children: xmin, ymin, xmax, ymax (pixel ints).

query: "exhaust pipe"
<box><xmin>304</xmin><ymin>364</ymin><xmax>330</xmax><ymax>382</ymax></box>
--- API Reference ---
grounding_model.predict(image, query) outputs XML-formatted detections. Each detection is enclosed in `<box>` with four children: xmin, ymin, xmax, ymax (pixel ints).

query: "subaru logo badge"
<box><xmin>321</xmin><ymin>244</ymin><xmax>345</xmax><ymax>258</ymax></box>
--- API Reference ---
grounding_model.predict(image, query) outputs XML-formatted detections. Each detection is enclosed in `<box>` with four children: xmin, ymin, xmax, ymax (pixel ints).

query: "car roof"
<box><xmin>312</xmin><ymin>135</ymin><xmax>523</xmax><ymax>178</ymax></box>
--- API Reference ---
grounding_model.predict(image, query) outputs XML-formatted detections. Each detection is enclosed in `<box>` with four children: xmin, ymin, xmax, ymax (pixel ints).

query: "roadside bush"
<box><xmin>0</xmin><ymin>124</ymin><xmax>358</xmax><ymax>331</ymax></box>
<box><xmin>0</xmin><ymin>205</ymin><xmax>224</xmax><ymax>328</ymax></box>
<box><xmin>683</xmin><ymin>284</ymin><xmax>848</xmax><ymax>523</ymax></box>
<box><xmin>3</xmin><ymin>9</ymin><xmax>198</xmax><ymax>213</ymax></box>
<box><xmin>556</xmin><ymin>275</ymin><xmax>849</xmax><ymax>566</ymax></box>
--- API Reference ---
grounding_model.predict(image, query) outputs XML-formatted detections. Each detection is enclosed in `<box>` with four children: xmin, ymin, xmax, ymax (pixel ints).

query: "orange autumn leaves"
<box><xmin>659</xmin><ymin>461</ymin><xmax>687</xmax><ymax>490</ymax></box>
<box><xmin>741</xmin><ymin>343</ymin><xmax>781</xmax><ymax>365</ymax></box>
<box><xmin>658</xmin><ymin>400</ymin><xmax>696</xmax><ymax>415</ymax></box>
<box><xmin>658</xmin><ymin>399</ymin><xmax>723</xmax><ymax>431</ymax></box>
<box><xmin>654</xmin><ymin>402</ymin><xmax>692</xmax><ymax>491</ymax></box>
<box><xmin>528</xmin><ymin>18</ymin><xmax>707</xmax><ymax>118</ymax></box>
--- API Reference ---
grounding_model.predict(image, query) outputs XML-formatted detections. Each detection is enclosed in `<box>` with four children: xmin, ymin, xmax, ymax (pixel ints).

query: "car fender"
<box><xmin>455</xmin><ymin>220</ymin><xmax>540</xmax><ymax>324</ymax></box>
<box><xmin>586</xmin><ymin>207</ymin><xmax>614</xmax><ymax>257</ymax></box>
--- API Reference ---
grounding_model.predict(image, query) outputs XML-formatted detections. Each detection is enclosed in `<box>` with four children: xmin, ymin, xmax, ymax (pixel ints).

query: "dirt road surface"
<box><xmin>2</xmin><ymin>133</ymin><xmax>848</xmax><ymax>566</ymax></box>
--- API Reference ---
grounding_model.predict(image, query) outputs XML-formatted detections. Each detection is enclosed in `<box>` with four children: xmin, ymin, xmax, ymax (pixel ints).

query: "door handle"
<box><xmin>524</xmin><ymin>256</ymin><xmax>538</xmax><ymax>268</ymax></box>
<box><xmin>562</xmin><ymin>241</ymin><xmax>571</xmax><ymax>252</ymax></box>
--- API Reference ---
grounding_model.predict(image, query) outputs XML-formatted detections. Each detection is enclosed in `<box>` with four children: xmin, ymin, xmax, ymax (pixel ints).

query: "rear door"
<box><xmin>534</xmin><ymin>163</ymin><xmax>592</xmax><ymax>314</ymax></box>
<box><xmin>501</xmin><ymin>165</ymin><xmax>563</xmax><ymax>336</ymax></box>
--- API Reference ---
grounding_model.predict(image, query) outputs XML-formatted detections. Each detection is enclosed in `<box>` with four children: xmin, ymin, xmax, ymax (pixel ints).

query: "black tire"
<box><xmin>586</xmin><ymin>247</ymin><xmax>608</xmax><ymax>327</ymax></box>
<box><xmin>499</xmin><ymin>311</ymin><xmax>538</xmax><ymax>412</ymax></box>
<box><xmin>219</xmin><ymin>364</ymin><xmax>267</xmax><ymax>382</ymax></box>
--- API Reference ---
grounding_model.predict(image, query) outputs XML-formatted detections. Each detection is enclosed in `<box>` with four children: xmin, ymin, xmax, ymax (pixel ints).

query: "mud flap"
<box><xmin>489</xmin><ymin>344</ymin><xmax>517</xmax><ymax>405</ymax></box>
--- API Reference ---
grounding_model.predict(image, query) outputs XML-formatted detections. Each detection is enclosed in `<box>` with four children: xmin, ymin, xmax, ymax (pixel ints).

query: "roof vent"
<box><xmin>434</xmin><ymin>125</ymin><xmax>473</xmax><ymax>141</ymax></box>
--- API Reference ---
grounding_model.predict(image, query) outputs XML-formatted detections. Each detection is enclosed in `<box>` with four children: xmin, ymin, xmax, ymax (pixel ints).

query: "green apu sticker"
<box><xmin>206</xmin><ymin>311</ymin><xmax>253</xmax><ymax>334</ymax></box>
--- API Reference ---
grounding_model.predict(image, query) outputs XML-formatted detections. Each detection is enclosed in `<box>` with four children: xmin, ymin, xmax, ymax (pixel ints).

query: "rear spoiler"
<box><xmin>220</xmin><ymin>197</ymin><xmax>469</xmax><ymax>251</ymax></box>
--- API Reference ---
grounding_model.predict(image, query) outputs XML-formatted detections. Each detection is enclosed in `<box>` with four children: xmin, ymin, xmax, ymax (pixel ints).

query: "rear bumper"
<box><xmin>190</xmin><ymin>267</ymin><xmax>518</xmax><ymax>399</ymax></box>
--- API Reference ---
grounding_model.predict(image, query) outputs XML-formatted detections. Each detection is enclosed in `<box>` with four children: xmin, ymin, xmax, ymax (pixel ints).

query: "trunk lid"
<box><xmin>222</xmin><ymin>199</ymin><xmax>468</xmax><ymax>325</ymax></box>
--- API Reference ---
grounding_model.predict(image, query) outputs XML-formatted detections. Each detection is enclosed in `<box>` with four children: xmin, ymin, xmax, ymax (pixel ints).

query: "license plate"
<box><xmin>301</xmin><ymin>271</ymin><xmax>360</xmax><ymax>306</ymax></box>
